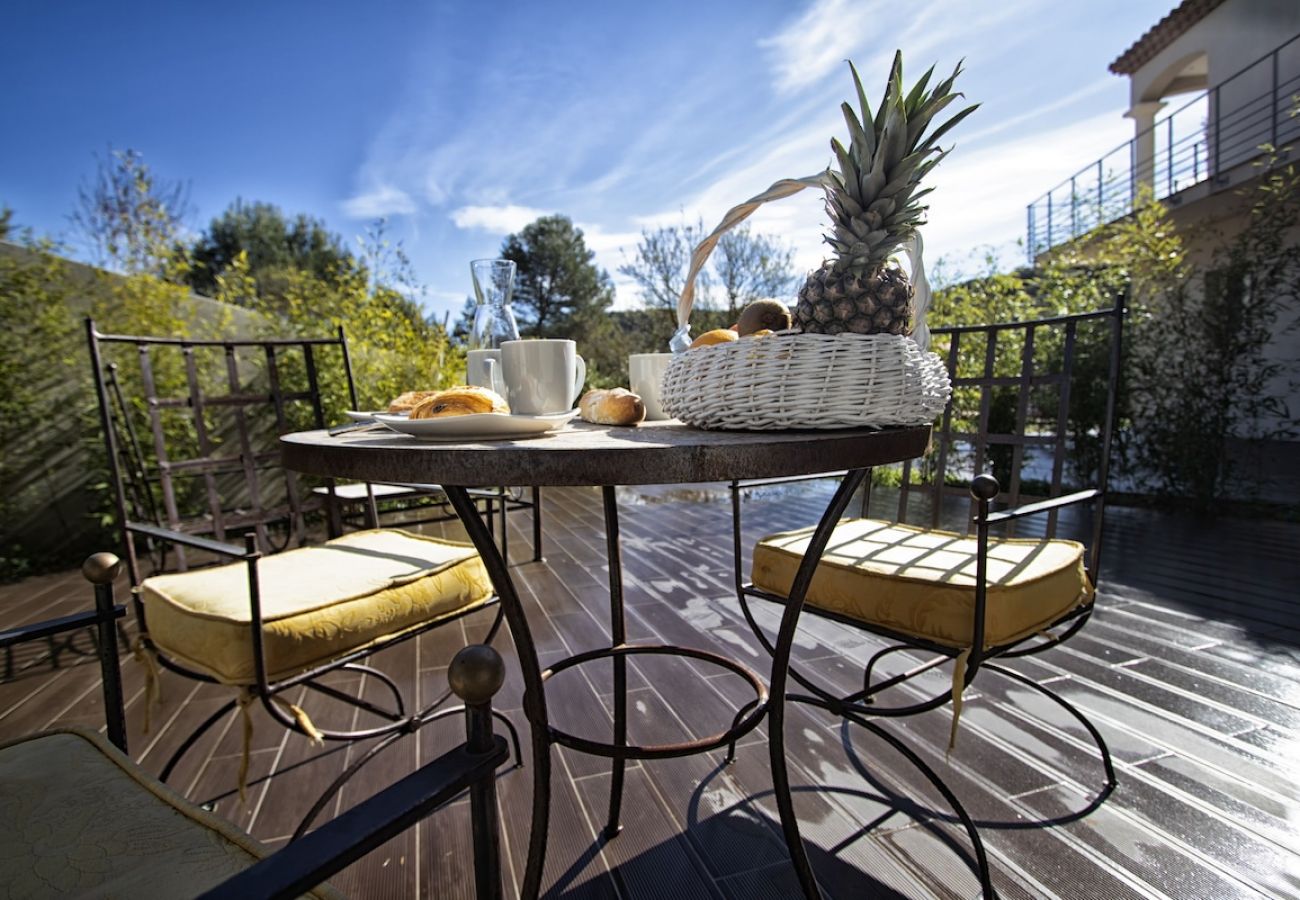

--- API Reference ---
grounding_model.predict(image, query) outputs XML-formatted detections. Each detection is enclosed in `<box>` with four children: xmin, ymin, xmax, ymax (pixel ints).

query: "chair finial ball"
<box><xmin>82</xmin><ymin>552</ymin><xmax>123</xmax><ymax>585</ymax></box>
<box><xmin>449</xmin><ymin>644</ymin><xmax>506</xmax><ymax>705</ymax></box>
<box><xmin>970</xmin><ymin>474</ymin><xmax>1000</xmax><ymax>501</ymax></box>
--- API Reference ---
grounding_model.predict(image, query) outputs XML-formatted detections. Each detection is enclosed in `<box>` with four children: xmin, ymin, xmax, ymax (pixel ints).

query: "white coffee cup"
<box><xmin>629</xmin><ymin>352</ymin><xmax>673</xmax><ymax>421</ymax></box>
<box><xmin>466</xmin><ymin>349</ymin><xmax>505</xmax><ymax>396</ymax></box>
<box><xmin>500</xmin><ymin>339</ymin><xmax>587</xmax><ymax>415</ymax></box>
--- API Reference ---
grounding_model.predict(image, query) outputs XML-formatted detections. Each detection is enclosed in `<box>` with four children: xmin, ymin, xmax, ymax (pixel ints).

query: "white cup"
<box><xmin>629</xmin><ymin>352</ymin><xmax>673</xmax><ymax>421</ymax></box>
<box><xmin>500</xmin><ymin>339</ymin><xmax>587</xmax><ymax>415</ymax></box>
<box><xmin>466</xmin><ymin>349</ymin><xmax>505</xmax><ymax>396</ymax></box>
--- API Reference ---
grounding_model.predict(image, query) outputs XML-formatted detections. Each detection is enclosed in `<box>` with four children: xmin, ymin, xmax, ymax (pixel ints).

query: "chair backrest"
<box><xmin>870</xmin><ymin>305</ymin><xmax>1125</xmax><ymax>580</ymax></box>
<box><xmin>86</xmin><ymin>319</ymin><xmax>361</xmax><ymax>583</ymax></box>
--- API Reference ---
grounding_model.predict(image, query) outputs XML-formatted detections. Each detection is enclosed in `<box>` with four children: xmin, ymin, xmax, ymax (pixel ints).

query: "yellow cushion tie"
<box><xmin>234</xmin><ymin>688</ymin><xmax>325</xmax><ymax>805</ymax></box>
<box><xmin>131</xmin><ymin>635</ymin><xmax>164</xmax><ymax>734</ymax></box>
<box><xmin>281</xmin><ymin>697</ymin><xmax>325</xmax><ymax>745</ymax></box>
<box><xmin>947</xmin><ymin>647</ymin><xmax>972</xmax><ymax>755</ymax></box>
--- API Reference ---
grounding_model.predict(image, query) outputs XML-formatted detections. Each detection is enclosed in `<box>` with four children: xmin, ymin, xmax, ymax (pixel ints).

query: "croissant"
<box><xmin>409</xmin><ymin>385</ymin><xmax>509</xmax><ymax>419</ymax></box>
<box><xmin>387</xmin><ymin>390</ymin><xmax>439</xmax><ymax>414</ymax></box>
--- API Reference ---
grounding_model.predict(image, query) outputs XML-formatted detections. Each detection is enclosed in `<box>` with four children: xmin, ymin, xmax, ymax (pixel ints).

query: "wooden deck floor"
<box><xmin>2</xmin><ymin>482</ymin><xmax>1298</xmax><ymax>898</ymax></box>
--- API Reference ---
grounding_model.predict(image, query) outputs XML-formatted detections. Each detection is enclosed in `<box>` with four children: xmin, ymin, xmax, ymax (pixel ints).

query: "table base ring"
<box><xmin>542</xmin><ymin>642</ymin><xmax>769</xmax><ymax>761</ymax></box>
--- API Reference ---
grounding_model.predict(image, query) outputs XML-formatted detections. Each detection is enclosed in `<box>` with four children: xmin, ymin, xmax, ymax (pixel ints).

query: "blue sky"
<box><xmin>2</xmin><ymin>0</ymin><xmax>1173</xmax><ymax>322</ymax></box>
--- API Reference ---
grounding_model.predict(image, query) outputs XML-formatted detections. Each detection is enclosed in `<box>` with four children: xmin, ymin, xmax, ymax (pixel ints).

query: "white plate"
<box><xmin>373</xmin><ymin>410</ymin><xmax>578</xmax><ymax>441</ymax></box>
<box><xmin>345</xmin><ymin>410</ymin><xmax>398</xmax><ymax>422</ymax></box>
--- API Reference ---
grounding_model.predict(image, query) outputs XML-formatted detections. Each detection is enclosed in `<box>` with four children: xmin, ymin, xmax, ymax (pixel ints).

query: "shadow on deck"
<box><xmin>2</xmin><ymin>483</ymin><xmax>1298</xmax><ymax>898</ymax></box>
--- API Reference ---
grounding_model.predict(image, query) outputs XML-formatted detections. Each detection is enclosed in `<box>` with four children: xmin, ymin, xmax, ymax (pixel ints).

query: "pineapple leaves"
<box><xmin>873</xmin><ymin>50</ymin><xmax>904</xmax><ymax>141</ymax></box>
<box><xmin>828</xmin><ymin>183</ymin><xmax>864</xmax><ymax>220</ymax></box>
<box><xmin>906</xmin><ymin>92</ymin><xmax>959</xmax><ymax>147</ymax></box>
<box><xmin>919</xmin><ymin>102</ymin><xmax>980</xmax><ymax>153</ymax></box>
<box><xmin>806</xmin><ymin>53</ymin><xmax>976</xmax><ymax>275</ymax></box>
<box><xmin>830</xmin><ymin>136</ymin><xmax>863</xmax><ymax>202</ymax></box>
<box><xmin>866</xmin><ymin>197</ymin><xmax>896</xmax><ymax>218</ymax></box>
<box><xmin>847</xmin><ymin>62</ymin><xmax>876</xmax><ymax>158</ymax></box>
<box><xmin>840</xmin><ymin>103</ymin><xmax>874</xmax><ymax>169</ymax></box>
<box><xmin>862</xmin><ymin>145</ymin><xmax>888</xmax><ymax>203</ymax></box>
<box><xmin>903</xmin><ymin>63</ymin><xmax>936</xmax><ymax>114</ymax></box>
<box><xmin>882</xmin><ymin>107</ymin><xmax>910</xmax><ymax>170</ymax></box>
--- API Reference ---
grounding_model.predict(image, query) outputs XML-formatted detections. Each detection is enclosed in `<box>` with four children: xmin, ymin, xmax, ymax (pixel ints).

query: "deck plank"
<box><xmin>2</xmin><ymin>482</ymin><xmax>1298</xmax><ymax>898</ymax></box>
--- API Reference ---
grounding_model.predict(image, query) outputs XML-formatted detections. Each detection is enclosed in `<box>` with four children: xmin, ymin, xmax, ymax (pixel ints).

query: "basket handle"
<box><xmin>670</xmin><ymin>173</ymin><xmax>827</xmax><ymax>352</ymax></box>
<box><xmin>670</xmin><ymin>173</ymin><xmax>933</xmax><ymax>353</ymax></box>
<box><xmin>907</xmin><ymin>232</ymin><xmax>932</xmax><ymax>352</ymax></box>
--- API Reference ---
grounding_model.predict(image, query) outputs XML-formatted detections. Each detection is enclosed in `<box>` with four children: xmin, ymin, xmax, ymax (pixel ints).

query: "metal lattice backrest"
<box><xmin>882</xmin><ymin>306</ymin><xmax>1124</xmax><ymax>575</ymax></box>
<box><xmin>87</xmin><ymin>320</ymin><xmax>361</xmax><ymax>577</ymax></box>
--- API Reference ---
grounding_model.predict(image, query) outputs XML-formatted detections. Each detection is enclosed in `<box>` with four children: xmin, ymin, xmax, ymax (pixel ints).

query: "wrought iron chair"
<box><xmin>85</xmin><ymin>319</ymin><xmax>522</xmax><ymax>825</ymax></box>
<box><xmin>731</xmin><ymin>305</ymin><xmax>1125</xmax><ymax>898</ymax></box>
<box><xmin>0</xmin><ymin>553</ymin><xmax>509</xmax><ymax>900</ymax></box>
<box><xmin>318</xmin><ymin>479</ymin><xmax>544</xmax><ymax>564</ymax></box>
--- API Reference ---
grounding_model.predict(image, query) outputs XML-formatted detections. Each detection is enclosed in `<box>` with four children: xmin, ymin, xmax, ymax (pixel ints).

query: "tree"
<box><xmin>501</xmin><ymin>215</ymin><xmax>614</xmax><ymax>337</ymax></box>
<box><xmin>619</xmin><ymin>220</ymin><xmax>713</xmax><ymax>328</ymax></box>
<box><xmin>713</xmin><ymin>226</ymin><xmax>798</xmax><ymax>320</ymax></box>
<box><xmin>357</xmin><ymin>217</ymin><xmax>424</xmax><ymax>302</ymax></box>
<box><xmin>493</xmin><ymin>215</ymin><xmax>624</xmax><ymax>386</ymax></box>
<box><xmin>1100</xmin><ymin>172</ymin><xmax>1300</xmax><ymax>508</ymax></box>
<box><xmin>70</xmin><ymin>147</ymin><xmax>190</xmax><ymax>276</ymax></box>
<box><xmin>0</xmin><ymin>230</ymin><xmax>81</xmax><ymax>579</ymax></box>
<box><xmin>186</xmin><ymin>199</ymin><xmax>359</xmax><ymax>299</ymax></box>
<box><xmin>619</xmin><ymin>220</ymin><xmax>798</xmax><ymax>328</ymax></box>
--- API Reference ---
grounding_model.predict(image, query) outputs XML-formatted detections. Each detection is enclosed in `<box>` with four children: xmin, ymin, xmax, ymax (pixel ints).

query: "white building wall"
<box><xmin>1127</xmin><ymin>0</ymin><xmax>1300</xmax><ymax>107</ymax></box>
<box><xmin>1122</xmin><ymin>2</ymin><xmax>1300</xmax><ymax>472</ymax></box>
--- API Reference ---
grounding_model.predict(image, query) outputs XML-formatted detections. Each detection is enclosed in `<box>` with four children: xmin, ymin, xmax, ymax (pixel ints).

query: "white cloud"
<box><xmin>758</xmin><ymin>0</ymin><xmax>1046</xmax><ymax>97</ymax></box>
<box><xmin>923</xmin><ymin>109</ymin><xmax>1133</xmax><ymax>267</ymax></box>
<box><xmin>960</xmin><ymin>77</ymin><xmax>1116</xmax><ymax>147</ymax></box>
<box><xmin>334</xmin><ymin>0</ymin><xmax>1140</xmax><ymax>314</ymax></box>
<box><xmin>450</xmin><ymin>204</ymin><xmax>549</xmax><ymax>234</ymax></box>
<box><xmin>638</xmin><ymin>108</ymin><xmax>1133</xmax><ymax>296</ymax></box>
<box><xmin>580</xmin><ymin>224</ymin><xmax>641</xmax><ymax>256</ymax></box>
<box><xmin>341</xmin><ymin>184</ymin><xmax>416</xmax><ymax>219</ymax></box>
<box><xmin>759</xmin><ymin>0</ymin><xmax>869</xmax><ymax>95</ymax></box>
<box><xmin>445</xmin><ymin>206</ymin><xmax>641</xmax><ymax>301</ymax></box>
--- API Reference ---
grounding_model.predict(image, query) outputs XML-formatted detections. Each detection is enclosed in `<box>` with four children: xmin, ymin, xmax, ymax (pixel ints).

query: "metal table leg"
<box><xmin>532</xmin><ymin>486</ymin><xmax>544</xmax><ymax>561</ymax></box>
<box><xmin>767</xmin><ymin>468</ymin><xmax>869</xmax><ymax>900</ymax></box>
<box><xmin>601</xmin><ymin>486</ymin><xmax>628</xmax><ymax>839</ymax></box>
<box><xmin>449</xmin><ymin>470</ymin><xmax>855</xmax><ymax>899</ymax></box>
<box><xmin>446</xmin><ymin>486</ymin><xmax>552</xmax><ymax>900</ymax></box>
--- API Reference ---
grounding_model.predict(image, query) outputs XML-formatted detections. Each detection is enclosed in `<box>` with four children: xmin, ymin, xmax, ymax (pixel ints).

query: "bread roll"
<box><xmin>410</xmin><ymin>385</ymin><xmax>509</xmax><ymax>419</ymax></box>
<box><xmin>387</xmin><ymin>390</ymin><xmax>439</xmax><ymax>414</ymax></box>
<box><xmin>689</xmin><ymin>328</ymin><xmax>739</xmax><ymax>349</ymax></box>
<box><xmin>579</xmin><ymin>388</ymin><xmax>646</xmax><ymax>426</ymax></box>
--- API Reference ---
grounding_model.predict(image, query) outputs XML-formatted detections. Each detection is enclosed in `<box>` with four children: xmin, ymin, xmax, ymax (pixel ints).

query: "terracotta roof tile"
<box><xmin>1109</xmin><ymin>0</ymin><xmax>1226</xmax><ymax>75</ymax></box>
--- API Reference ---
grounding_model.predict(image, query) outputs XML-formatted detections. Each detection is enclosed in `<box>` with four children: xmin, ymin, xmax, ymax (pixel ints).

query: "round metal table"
<box><xmin>282</xmin><ymin>419</ymin><xmax>931</xmax><ymax>899</ymax></box>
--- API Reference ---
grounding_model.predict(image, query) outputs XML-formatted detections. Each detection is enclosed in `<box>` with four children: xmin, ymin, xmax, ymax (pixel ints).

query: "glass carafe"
<box><xmin>469</xmin><ymin>258</ymin><xmax>520</xmax><ymax>350</ymax></box>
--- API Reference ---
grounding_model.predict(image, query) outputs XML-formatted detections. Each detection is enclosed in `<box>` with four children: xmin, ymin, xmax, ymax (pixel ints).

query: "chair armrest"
<box><xmin>984</xmin><ymin>488</ymin><xmax>1102</xmax><ymax>525</ymax></box>
<box><xmin>0</xmin><ymin>606</ymin><xmax>126</xmax><ymax>649</ymax></box>
<box><xmin>125</xmin><ymin>521</ymin><xmax>248</xmax><ymax>558</ymax></box>
<box><xmin>197</xmin><ymin>737</ymin><xmax>509</xmax><ymax>900</ymax></box>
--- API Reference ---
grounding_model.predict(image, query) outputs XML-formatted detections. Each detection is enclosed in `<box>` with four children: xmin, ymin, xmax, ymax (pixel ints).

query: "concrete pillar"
<box><xmin>1125</xmin><ymin>100</ymin><xmax>1166</xmax><ymax>199</ymax></box>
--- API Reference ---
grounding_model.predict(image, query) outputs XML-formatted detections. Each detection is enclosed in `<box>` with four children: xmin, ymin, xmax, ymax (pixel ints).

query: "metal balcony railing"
<box><xmin>1026</xmin><ymin>32</ymin><xmax>1300</xmax><ymax>262</ymax></box>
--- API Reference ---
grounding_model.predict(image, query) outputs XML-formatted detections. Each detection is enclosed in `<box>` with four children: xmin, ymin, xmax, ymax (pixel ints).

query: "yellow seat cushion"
<box><xmin>0</xmin><ymin>728</ymin><xmax>339</xmax><ymax>899</ymax></box>
<box><xmin>752</xmin><ymin>518</ymin><xmax>1093</xmax><ymax>649</ymax></box>
<box><xmin>142</xmin><ymin>529</ymin><xmax>493</xmax><ymax>684</ymax></box>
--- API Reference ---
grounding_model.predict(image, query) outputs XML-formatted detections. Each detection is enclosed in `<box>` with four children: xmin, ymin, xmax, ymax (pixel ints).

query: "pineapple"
<box><xmin>795</xmin><ymin>53</ymin><xmax>977</xmax><ymax>336</ymax></box>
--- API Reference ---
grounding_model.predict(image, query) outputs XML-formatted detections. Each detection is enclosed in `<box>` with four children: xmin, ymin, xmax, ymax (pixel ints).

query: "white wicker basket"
<box><xmin>660</xmin><ymin>174</ymin><xmax>952</xmax><ymax>430</ymax></box>
<box><xmin>661</xmin><ymin>330</ymin><xmax>950</xmax><ymax>430</ymax></box>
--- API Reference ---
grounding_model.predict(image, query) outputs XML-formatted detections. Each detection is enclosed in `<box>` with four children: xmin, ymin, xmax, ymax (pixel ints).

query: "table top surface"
<box><xmin>281</xmin><ymin>419</ymin><xmax>931</xmax><ymax>487</ymax></box>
